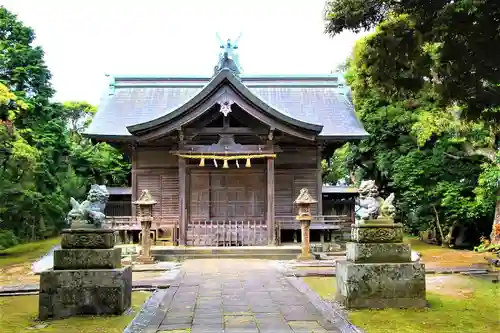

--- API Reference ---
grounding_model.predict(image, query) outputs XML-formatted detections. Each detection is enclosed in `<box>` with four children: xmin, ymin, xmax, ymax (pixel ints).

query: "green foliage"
<box><xmin>324</xmin><ymin>0</ymin><xmax>500</xmax><ymax>123</ymax></box>
<box><xmin>325</xmin><ymin>1</ymin><xmax>500</xmax><ymax>244</ymax></box>
<box><xmin>0</xmin><ymin>7</ymin><xmax>130</xmax><ymax>248</ymax></box>
<box><xmin>0</xmin><ymin>229</ymin><xmax>18</xmax><ymax>250</ymax></box>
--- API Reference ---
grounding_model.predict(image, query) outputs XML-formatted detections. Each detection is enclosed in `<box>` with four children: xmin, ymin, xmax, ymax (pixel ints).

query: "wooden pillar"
<box><xmin>317</xmin><ymin>145</ymin><xmax>323</xmax><ymax>216</ymax></box>
<box><xmin>178</xmin><ymin>156</ymin><xmax>187</xmax><ymax>246</ymax></box>
<box><xmin>267</xmin><ymin>157</ymin><xmax>275</xmax><ymax>245</ymax></box>
<box><xmin>131</xmin><ymin>144</ymin><xmax>138</xmax><ymax>218</ymax></box>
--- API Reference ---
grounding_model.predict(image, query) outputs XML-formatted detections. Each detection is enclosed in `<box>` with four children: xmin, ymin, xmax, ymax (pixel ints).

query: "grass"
<box><xmin>0</xmin><ymin>238</ymin><xmax>61</xmax><ymax>287</ymax></box>
<box><xmin>0</xmin><ymin>291</ymin><xmax>152</xmax><ymax>333</ymax></box>
<box><xmin>304</xmin><ymin>276</ymin><xmax>500</xmax><ymax>333</ymax></box>
<box><xmin>404</xmin><ymin>236</ymin><xmax>489</xmax><ymax>269</ymax></box>
<box><xmin>0</xmin><ymin>238</ymin><xmax>61</xmax><ymax>268</ymax></box>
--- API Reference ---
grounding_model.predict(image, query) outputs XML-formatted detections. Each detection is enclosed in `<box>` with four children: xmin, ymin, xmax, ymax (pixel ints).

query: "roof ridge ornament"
<box><xmin>214</xmin><ymin>32</ymin><xmax>242</xmax><ymax>76</ymax></box>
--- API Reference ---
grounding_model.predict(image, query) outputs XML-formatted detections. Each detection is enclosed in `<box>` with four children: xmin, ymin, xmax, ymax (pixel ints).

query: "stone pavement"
<box><xmin>146</xmin><ymin>259</ymin><xmax>343</xmax><ymax>333</ymax></box>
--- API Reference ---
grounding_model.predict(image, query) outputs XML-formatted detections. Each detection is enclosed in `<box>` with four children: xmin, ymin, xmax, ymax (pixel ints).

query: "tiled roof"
<box><xmin>85</xmin><ymin>72</ymin><xmax>368</xmax><ymax>140</ymax></box>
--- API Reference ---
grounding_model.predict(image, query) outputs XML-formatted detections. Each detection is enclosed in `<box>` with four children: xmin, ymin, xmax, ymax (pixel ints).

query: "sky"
<box><xmin>2</xmin><ymin>0</ymin><xmax>364</xmax><ymax>104</ymax></box>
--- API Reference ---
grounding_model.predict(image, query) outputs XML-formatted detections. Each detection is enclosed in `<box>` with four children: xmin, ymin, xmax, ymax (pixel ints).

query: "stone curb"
<box><xmin>286</xmin><ymin>276</ymin><xmax>364</xmax><ymax>333</ymax></box>
<box><xmin>123</xmin><ymin>289</ymin><xmax>171</xmax><ymax>333</ymax></box>
<box><xmin>285</xmin><ymin>268</ymin><xmax>489</xmax><ymax>277</ymax></box>
<box><xmin>124</xmin><ymin>272</ymin><xmax>184</xmax><ymax>333</ymax></box>
<box><xmin>0</xmin><ymin>280</ymin><xmax>173</xmax><ymax>297</ymax></box>
<box><xmin>33</xmin><ymin>264</ymin><xmax>182</xmax><ymax>275</ymax></box>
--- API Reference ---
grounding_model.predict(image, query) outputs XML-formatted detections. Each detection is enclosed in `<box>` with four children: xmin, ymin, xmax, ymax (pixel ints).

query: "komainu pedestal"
<box><xmin>335</xmin><ymin>220</ymin><xmax>426</xmax><ymax>309</ymax></box>
<box><xmin>39</xmin><ymin>229</ymin><xmax>132</xmax><ymax>320</ymax></box>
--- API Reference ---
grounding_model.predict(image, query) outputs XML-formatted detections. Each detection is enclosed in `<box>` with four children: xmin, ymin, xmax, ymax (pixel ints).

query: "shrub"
<box><xmin>0</xmin><ymin>230</ymin><xmax>19</xmax><ymax>250</ymax></box>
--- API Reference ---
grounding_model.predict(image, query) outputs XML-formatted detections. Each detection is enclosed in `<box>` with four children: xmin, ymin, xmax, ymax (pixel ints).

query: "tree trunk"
<box><xmin>491</xmin><ymin>189</ymin><xmax>500</xmax><ymax>245</ymax></box>
<box><xmin>444</xmin><ymin>221</ymin><xmax>458</xmax><ymax>247</ymax></box>
<box><xmin>432</xmin><ymin>205</ymin><xmax>446</xmax><ymax>247</ymax></box>
<box><xmin>349</xmin><ymin>170</ymin><xmax>357</xmax><ymax>184</ymax></box>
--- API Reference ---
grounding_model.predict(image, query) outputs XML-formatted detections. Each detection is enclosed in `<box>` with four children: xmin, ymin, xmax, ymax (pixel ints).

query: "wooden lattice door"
<box><xmin>209</xmin><ymin>170</ymin><xmax>265</xmax><ymax>220</ymax></box>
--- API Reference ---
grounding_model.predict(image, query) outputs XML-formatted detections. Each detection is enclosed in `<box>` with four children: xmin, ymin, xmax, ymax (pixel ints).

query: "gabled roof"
<box><xmin>85</xmin><ymin>70</ymin><xmax>368</xmax><ymax>141</ymax></box>
<box><xmin>127</xmin><ymin>69</ymin><xmax>323</xmax><ymax>136</ymax></box>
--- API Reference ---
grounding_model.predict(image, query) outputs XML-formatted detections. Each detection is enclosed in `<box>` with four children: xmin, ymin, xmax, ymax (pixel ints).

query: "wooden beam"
<box><xmin>267</xmin><ymin>157</ymin><xmax>276</xmax><ymax>245</ymax></box>
<box><xmin>185</xmin><ymin>127</ymin><xmax>268</xmax><ymax>136</ymax></box>
<box><xmin>172</xmin><ymin>143</ymin><xmax>279</xmax><ymax>154</ymax></box>
<box><xmin>178</xmin><ymin>156</ymin><xmax>187</xmax><ymax>245</ymax></box>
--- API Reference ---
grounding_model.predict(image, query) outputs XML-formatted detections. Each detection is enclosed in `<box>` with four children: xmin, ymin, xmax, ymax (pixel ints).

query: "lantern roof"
<box><xmin>133</xmin><ymin>189</ymin><xmax>157</xmax><ymax>206</ymax></box>
<box><xmin>294</xmin><ymin>188</ymin><xmax>317</xmax><ymax>204</ymax></box>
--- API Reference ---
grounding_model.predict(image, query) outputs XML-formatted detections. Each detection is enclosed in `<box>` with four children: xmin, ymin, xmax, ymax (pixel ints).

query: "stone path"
<box><xmin>146</xmin><ymin>259</ymin><xmax>342</xmax><ymax>333</ymax></box>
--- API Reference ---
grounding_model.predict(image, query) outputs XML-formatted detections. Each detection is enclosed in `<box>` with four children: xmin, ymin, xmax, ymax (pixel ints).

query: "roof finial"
<box><xmin>214</xmin><ymin>32</ymin><xmax>242</xmax><ymax>76</ymax></box>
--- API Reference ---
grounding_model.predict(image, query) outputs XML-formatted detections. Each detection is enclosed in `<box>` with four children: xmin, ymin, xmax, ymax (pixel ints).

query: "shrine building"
<box><xmin>85</xmin><ymin>39</ymin><xmax>368</xmax><ymax>246</ymax></box>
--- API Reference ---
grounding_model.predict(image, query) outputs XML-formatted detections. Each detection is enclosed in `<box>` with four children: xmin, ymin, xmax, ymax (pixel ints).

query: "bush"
<box><xmin>0</xmin><ymin>229</ymin><xmax>19</xmax><ymax>250</ymax></box>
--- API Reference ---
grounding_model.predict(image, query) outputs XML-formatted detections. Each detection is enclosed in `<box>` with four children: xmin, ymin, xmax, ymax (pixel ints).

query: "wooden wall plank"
<box><xmin>275</xmin><ymin>172</ymin><xmax>294</xmax><ymax>216</ymax></box>
<box><xmin>136</xmin><ymin>147</ymin><xmax>177</xmax><ymax>169</ymax></box>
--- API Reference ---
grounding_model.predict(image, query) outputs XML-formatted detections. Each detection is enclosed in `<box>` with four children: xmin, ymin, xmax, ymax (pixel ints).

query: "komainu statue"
<box><xmin>355</xmin><ymin>180</ymin><xmax>396</xmax><ymax>222</ymax></box>
<box><xmin>67</xmin><ymin>185</ymin><xmax>110</xmax><ymax>229</ymax></box>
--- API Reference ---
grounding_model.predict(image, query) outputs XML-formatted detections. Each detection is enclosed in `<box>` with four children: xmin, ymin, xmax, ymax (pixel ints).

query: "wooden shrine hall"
<box><xmin>85</xmin><ymin>38</ymin><xmax>368</xmax><ymax>246</ymax></box>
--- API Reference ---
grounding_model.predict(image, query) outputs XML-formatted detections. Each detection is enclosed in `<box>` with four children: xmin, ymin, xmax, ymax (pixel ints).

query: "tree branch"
<box><xmin>443</xmin><ymin>152</ymin><xmax>461</xmax><ymax>160</ymax></box>
<box><xmin>463</xmin><ymin>143</ymin><xmax>497</xmax><ymax>163</ymax></box>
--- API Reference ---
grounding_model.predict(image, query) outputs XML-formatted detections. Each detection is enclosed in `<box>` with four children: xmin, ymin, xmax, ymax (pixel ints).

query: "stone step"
<box><xmin>151</xmin><ymin>247</ymin><xmax>302</xmax><ymax>256</ymax></box>
<box><xmin>152</xmin><ymin>252</ymin><xmax>302</xmax><ymax>261</ymax></box>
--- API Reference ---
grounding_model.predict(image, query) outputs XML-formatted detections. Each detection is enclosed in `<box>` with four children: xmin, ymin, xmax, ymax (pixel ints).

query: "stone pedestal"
<box><xmin>294</xmin><ymin>188</ymin><xmax>317</xmax><ymax>261</ymax></box>
<box><xmin>297</xmin><ymin>219</ymin><xmax>314</xmax><ymax>260</ymax></box>
<box><xmin>133</xmin><ymin>189</ymin><xmax>156</xmax><ymax>264</ymax></box>
<box><xmin>136</xmin><ymin>219</ymin><xmax>154</xmax><ymax>264</ymax></box>
<box><xmin>335</xmin><ymin>220</ymin><xmax>426</xmax><ymax>309</ymax></box>
<box><xmin>39</xmin><ymin>229</ymin><xmax>132</xmax><ymax>320</ymax></box>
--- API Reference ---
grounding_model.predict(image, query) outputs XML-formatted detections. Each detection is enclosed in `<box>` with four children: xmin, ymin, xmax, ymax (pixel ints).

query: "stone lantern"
<box><xmin>133</xmin><ymin>189</ymin><xmax>157</xmax><ymax>264</ymax></box>
<box><xmin>294</xmin><ymin>188</ymin><xmax>317</xmax><ymax>260</ymax></box>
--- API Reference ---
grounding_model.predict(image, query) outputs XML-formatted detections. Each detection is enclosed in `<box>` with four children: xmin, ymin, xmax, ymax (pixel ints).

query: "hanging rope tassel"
<box><xmin>235</xmin><ymin>160</ymin><xmax>240</xmax><ymax>168</ymax></box>
<box><xmin>199</xmin><ymin>158</ymin><xmax>205</xmax><ymax>167</ymax></box>
<box><xmin>213</xmin><ymin>159</ymin><xmax>218</xmax><ymax>168</ymax></box>
<box><xmin>223</xmin><ymin>159</ymin><xmax>229</xmax><ymax>168</ymax></box>
<box><xmin>245</xmin><ymin>158</ymin><xmax>251</xmax><ymax>168</ymax></box>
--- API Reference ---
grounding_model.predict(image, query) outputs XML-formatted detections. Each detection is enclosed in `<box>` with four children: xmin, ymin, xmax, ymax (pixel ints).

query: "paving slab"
<box><xmin>135</xmin><ymin>259</ymin><xmax>346</xmax><ymax>333</ymax></box>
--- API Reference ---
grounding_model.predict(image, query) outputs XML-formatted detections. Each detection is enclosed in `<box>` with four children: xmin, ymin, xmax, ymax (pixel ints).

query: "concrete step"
<box><xmin>153</xmin><ymin>253</ymin><xmax>301</xmax><ymax>261</ymax></box>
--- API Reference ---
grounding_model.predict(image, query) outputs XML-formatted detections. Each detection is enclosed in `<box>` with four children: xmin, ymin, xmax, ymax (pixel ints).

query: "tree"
<box><xmin>0</xmin><ymin>7</ymin><xmax>130</xmax><ymax>247</ymax></box>
<box><xmin>325</xmin><ymin>1</ymin><xmax>499</xmax><ymax>245</ymax></box>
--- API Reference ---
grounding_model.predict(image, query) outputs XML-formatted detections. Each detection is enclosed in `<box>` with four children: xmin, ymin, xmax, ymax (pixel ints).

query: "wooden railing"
<box><xmin>103</xmin><ymin>216</ymin><xmax>178</xmax><ymax>231</ymax></box>
<box><xmin>275</xmin><ymin>214</ymin><xmax>352</xmax><ymax>230</ymax></box>
<box><xmin>187</xmin><ymin>219</ymin><xmax>268</xmax><ymax>247</ymax></box>
<box><xmin>104</xmin><ymin>214</ymin><xmax>352</xmax><ymax>246</ymax></box>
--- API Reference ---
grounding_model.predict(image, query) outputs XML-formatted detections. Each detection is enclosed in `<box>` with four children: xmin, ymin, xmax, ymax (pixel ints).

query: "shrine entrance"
<box><xmin>187</xmin><ymin>167</ymin><xmax>268</xmax><ymax>246</ymax></box>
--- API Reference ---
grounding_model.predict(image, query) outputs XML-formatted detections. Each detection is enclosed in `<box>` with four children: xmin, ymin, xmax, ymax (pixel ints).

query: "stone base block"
<box><xmin>346</xmin><ymin>242</ymin><xmax>411</xmax><ymax>263</ymax></box>
<box><xmin>351</xmin><ymin>223</ymin><xmax>404</xmax><ymax>243</ymax></box>
<box><xmin>61</xmin><ymin>229</ymin><xmax>115</xmax><ymax>249</ymax></box>
<box><xmin>335</xmin><ymin>260</ymin><xmax>426</xmax><ymax>309</ymax></box>
<box><xmin>39</xmin><ymin>266</ymin><xmax>132</xmax><ymax>320</ymax></box>
<box><xmin>296</xmin><ymin>253</ymin><xmax>315</xmax><ymax>261</ymax></box>
<box><xmin>53</xmin><ymin>248</ymin><xmax>122</xmax><ymax>270</ymax></box>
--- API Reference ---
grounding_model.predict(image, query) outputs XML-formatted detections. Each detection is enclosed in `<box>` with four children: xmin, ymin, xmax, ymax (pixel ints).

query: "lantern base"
<box><xmin>134</xmin><ymin>255</ymin><xmax>155</xmax><ymax>265</ymax></box>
